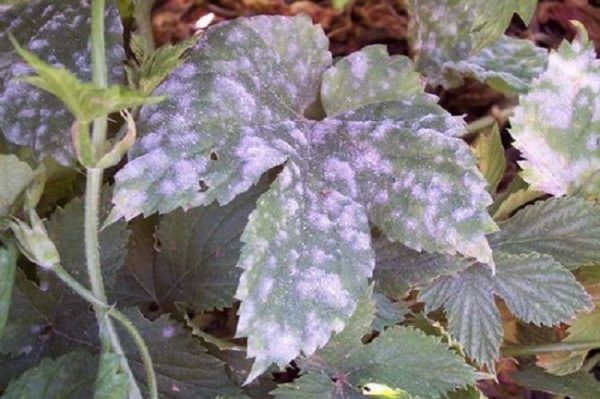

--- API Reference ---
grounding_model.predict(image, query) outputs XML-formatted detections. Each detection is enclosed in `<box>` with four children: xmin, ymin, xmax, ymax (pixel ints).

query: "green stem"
<box><xmin>52</xmin><ymin>265</ymin><xmax>158</xmax><ymax>399</ymax></box>
<box><xmin>88</xmin><ymin>1</ymin><xmax>147</xmax><ymax>397</ymax></box>
<box><xmin>502</xmin><ymin>341</ymin><xmax>600</xmax><ymax>356</ymax></box>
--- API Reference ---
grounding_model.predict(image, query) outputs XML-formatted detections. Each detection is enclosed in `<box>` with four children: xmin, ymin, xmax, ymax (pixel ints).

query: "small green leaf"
<box><xmin>0</xmin><ymin>154</ymin><xmax>33</xmax><ymax>217</ymax></box>
<box><xmin>509</xmin><ymin>27</ymin><xmax>600</xmax><ymax>198</ymax></box>
<box><xmin>2</xmin><ymin>351</ymin><xmax>97</xmax><ymax>399</ymax></box>
<box><xmin>511</xmin><ymin>366</ymin><xmax>600</xmax><ymax>399</ymax></box>
<box><xmin>0</xmin><ymin>0</ymin><xmax>125</xmax><ymax>164</ymax></box>
<box><xmin>419</xmin><ymin>252</ymin><xmax>592</xmax><ymax>370</ymax></box>
<box><xmin>10</xmin><ymin>36</ymin><xmax>162</xmax><ymax>124</ymax></box>
<box><xmin>491</xmin><ymin>186</ymin><xmax>544</xmax><ymax>221</ymax></box>
<box><xmin>0</xmin><ymin>237</ymin><xmax>18</xmax><ymax>335</ymax></box>
<box><xmin>490</xmin><ymin>197</ymin><xmax>600</xmax><ymax>269</ymax></box>
<box><xmin>94</xmin><ymin>353</ymin><xmax>129</xmax><ymax>399</ymax></box>
<box><xmin>473</xmin><ymin>124</ymin><xmax>506</xmax><ymax>194</ymax></box>
<box><xmin>372</xmin><ymin>292</ymin><xmax>407</xmax><ymax>332</ymax></box>
<box><xmin>471</xmin><ymin>1</ymin><xmax>537</xmax><ymax>51</ymax></box>
<box><xmin>272</xmin><ymin>372</ymin><xmax>338</xmax><ymax>399</ymax></box>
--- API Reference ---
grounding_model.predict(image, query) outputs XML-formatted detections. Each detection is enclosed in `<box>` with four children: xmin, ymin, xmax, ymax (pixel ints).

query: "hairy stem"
<box><xmin>52</xmin><ymin>265</ymin><xmax>158</xmax><ymax>399</ymax></box>
<box><xmin>88</xmin><ymin>1</ymin><xmax>146</xmax><ymax>397</ymax></box>
<box><xmin>502</xmin><ymin>341</ymin><xmax>600</xmax><ymax>356</ymax></box>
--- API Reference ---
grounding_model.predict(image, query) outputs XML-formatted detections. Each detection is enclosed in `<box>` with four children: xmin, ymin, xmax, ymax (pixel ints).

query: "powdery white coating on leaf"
<box><xmin>321</xmin><ymin>45</ymin><xmax>425</xmax><ymax>116</ymax></box>
<box><xmin>419</xmin><ymin>251</ymin><xmax>591</xmax><ymax>370</ymax></box>
<box><xmin>0</xmin><ymin>0</ymin><xmax>124</xmax><ymax>164</ymax></box>
<box><xmin>235</xmin><ymin>166</ymin><xmax>374</xmax><ymax>383</ymax></box>
<box><xmin>113</xmin><ymin>16</ymin><xmax>331</xmax><ymax>219</ymax></box>
<box><xmin>510</xmin><ymin>33</ymin><xmax>600</xmax><ymax>197</ymax></box>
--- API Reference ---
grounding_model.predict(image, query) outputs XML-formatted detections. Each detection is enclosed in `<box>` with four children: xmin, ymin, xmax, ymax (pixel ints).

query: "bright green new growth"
<box><xmin>112</xmin><ymin>16</ymin><xmax>497</xmax><ymax>380</ymax></box>
<box><xmin>509</xmin><ymin>25</ymin><xmax>600</xmax><ymax>198</ymax></box>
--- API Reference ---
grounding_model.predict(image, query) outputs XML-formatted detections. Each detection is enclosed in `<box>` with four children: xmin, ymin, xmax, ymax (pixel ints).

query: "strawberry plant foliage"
<box><xmin>112</xmin><ymin>15</ymin><xmax>497</xmax><ymax>379</ymax></box>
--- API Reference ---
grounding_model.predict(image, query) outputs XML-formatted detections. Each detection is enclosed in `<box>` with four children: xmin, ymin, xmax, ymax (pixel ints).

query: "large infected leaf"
<box><xmin>419</xmin><ymin>252</ymin><xmax>592</xmax><ymax>370</ymax></box>
<box><xmin>0</xmin><ymin>0</ymin><xmax>125</xmax><ymax>164</ymax></box>
<box><xmin>119</xmin><ymin>309</ymin><xmax>241</xmax><ymax>399</ymax></box>
<box><xmin>0</xmin><ymin>154</ymin><xmax>33</xmax><ymax>216</ymax></box>
<box><xmin>489</xmin><ymin>197</ymin><xmax>600</xmax><ymax>269</ymax></box>
<box><xmin>2</xmin><ymin>351</ymin><xmax>97</xmax><ymax>399</ymax></box>
<box><xmin>236</xmin><ymin>166</ymin><xmax>374</xmax><ymax>382</ymax></box>
<box><xmin>406</xmin><ymin>0</ymin><xmax>541</xmax><ymax>90</ymax></box>
<box><xmin>113</xmin><ymin>17</ymin><xmax>497</xmax><ymax>380</ymax></box>
<box><xmin>440</xmin><ymin>36</ymin><xmax>548</xmax><ymax>94</ymax></box>
<box><xmin>509</xmin><ymin>28</ymin><xmax>600</xmax><ymax>198</ymax></box>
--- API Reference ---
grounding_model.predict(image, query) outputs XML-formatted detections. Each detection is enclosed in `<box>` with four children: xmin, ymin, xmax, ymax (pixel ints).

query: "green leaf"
<box><xmin>489</xmin><ymin>197</ymin><xmax>600</xmax><ymax>269</ymax></box>
<box><xmin>372</xmin><ymin>292</ymin><xmax>407</xmax><ymax>332</ymax></box>
<box><xmin>320</xmin><ymin>45</ymin><xmax>424</xmax><ymax>116</ymax></box>
<box><xmin>0</xmin><ymin>237</ymin><xmax>18</xmax><ymax>335</ymax></box>
<box><xmin>46</xmin><ymin>190</ymin><xmax>129</xmax><ymax>287</ymax></box>
<box><xmin>110</xmin><ymin>179</ymin><xmax>268</xmax><ymax>312</ymax></box>
<box><xmin>491</xmin><ymin>186</ymin><xmax>544</xmax><ymax>221</ymax></box>
<box><xmin>536</xmin><ymin>308</ymin><xmax>600</xmax><ymax>375</ymax></box>
<box><xmin>119</xmin><ymin>308</ymin><xmax>242</xmax><ymax>399</ymax></box>
<box><xmin>129</xmin><ymin>34</ymin><xmax>197</xmax><ymax>95</ymax></box>
<box><xmin>440</xmin><ymin>36</ymin><xmax>547</xmax><ymax>94</ymax></box>
<box><xmin>273</xmin><ymin>372</ymin><xmax>340</xmax><ymax>399</ymax></box>
<box><xmin>509</xmin><ymin>27</ymin><xmax>600</xmax><ymax>198</ymax></box>
<box><xmin>471</xmin><ymin>1</ymin><xmax>537</xmax><ymax>51</ymax></box>
<box><xmin>373</xmin><ymin>234</ymin><xmax>474</xmax><ymax>299</ymax></box>
<box><xmin>419</xmin><ymin>252</ymin><xmax>592</xmax><ymax>370</ymax></box>
<box><xmin>94</xmin><ymin>353</ymin><xmax>129</xmax><ymax>399</ymax></box>
<box><xmin>278</xmin><ymin>290</ymin><xmax>476</xmax><ymax>399</ymax></box>
<box><xmin>473</xmin><ymin>124</ymin><xmax>505</xmax><ymax>193</ymax></box>
<box><xmin>113</xmin><ymin>16</ymin><xmax>497</xmax><ymax>379</ymax></box>
<box><xmin>2</xmin><ymin>351</ymin><xmax>97</xmax><ymax>399</ymax></box>
<box><xmin>0</xmin><ymin>154</ymin><xmax>33</xmax><ymax>216</ymax></box>
<box><xmin>0</xmin><ymin>269</ymin><xmax>98</xmax><ymax>388</ymax></box>
<box><xmin>511</xmin><ymin>365</ymin><xmax>600</xmax><ymax>399</ymax></box>
<box><xmin>10</xmin><ymin>36</ymin><xmax>162</xmax><ymax>124</ymax></box>
<box><xmin>0</xmin><ymin>0</ymin><xmax>124</xmax><ymax>164</ymax></box>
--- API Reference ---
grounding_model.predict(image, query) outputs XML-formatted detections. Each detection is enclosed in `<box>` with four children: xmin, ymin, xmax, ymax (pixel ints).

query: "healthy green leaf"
<box><xmin>0</xmin><ymin>154</ymin><xmax>33</xmax><ymax>216</ymax></box>
<box><xmin>419</xmin><ymin>252</ymin><xmax>592</xmax><ymax>370</ymax></box>
<box><xmin>511</xmin><ymin>365</ymin><xmax>600</xmax><ymax>399</ymax></box>
<box><xmin>509</xmin><ymin>27</ymin><xmax>600</xmax><ymax>198</ymax></box>
<box><xmin>272</xmin><ymin>372</ymin><xmax>340</xmax><ymax>399</ymax></box>
<box><xmin>473</xmin><ymin>124</ymin><xmax>506</xmax><ymax>193</ymax></box>
<box><xmin>372</xmin><ymin>292</ymin><xmax>407</xmax><ymax>332</ymax></box>
<box><xmin>489</xmin><ymin>197</ymin><xmax>600</xmax><ymax>269</ymax></box>
<box><xmin>46</xmin><ymin>190</ymin><xmax>129</xmax><ymax>287</ymax></box>
<box><xmin>320</xmin><ymin>45</ymin><xmax>424</xmax><ymax>116</ymax></box>
<box><xmin>2</xmin><ymin>351</ymin><xmax>97</xmax><ymax>399</ymax></box>
<box><xmin>437</xmin><ymin>36</ymin><xmax>548</xmax><ymax>94</ymax></box>
<box><xmin>109</xmin><ymin>179</ymin><xmax>268</xmax><ymax>312</ymax></box>
<box><xmin>373</xmin><ymin>234</ymin><xmax>474</xmax><ymax>299</ymax></box>
<box><xmin>536</xmin><ymin>308</ymin><xmax>600</xmax><ymax>375</ymax></box>
<box><xmin>93</xmin><ymin>353</ymin><xmax>129</xmax><ymax>399</ymax></box>
<box><xmin>0</xmin><ymin>237</ymin><xmax>18</xmax><ymax>335</ymax></box>
<box><xmin>119</xmin><ymin>308</ymin><xmax>242</xmax><ymax>399</ymax></box>
<box><xmin>113</xmin><ymin>16</ymin><xmax>496</xmax><ymax>380</ymax></box>
<box><xmin>471</xmin><ymin>1</ymin><xmax>537</xmax><ymax>51</ymax></box>
<box><xmin>0</xmin><ymin>0</ymin><xmax>124</xmax><ymax>164</ymax></box>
